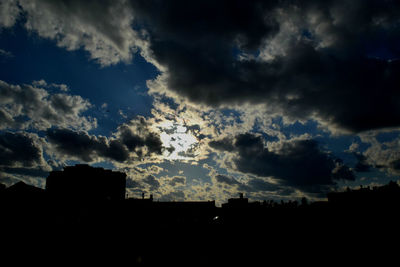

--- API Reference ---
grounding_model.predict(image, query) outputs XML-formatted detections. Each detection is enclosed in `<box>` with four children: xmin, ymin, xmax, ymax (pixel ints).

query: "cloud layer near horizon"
<box><xmin>210</xmin><ymin>133</ymin><xmax>355</xmax><ymax>193</ymax></box>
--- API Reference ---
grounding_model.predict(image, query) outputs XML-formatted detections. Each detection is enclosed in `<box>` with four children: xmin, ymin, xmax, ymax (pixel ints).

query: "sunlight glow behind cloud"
<box><xmin>159</xmin><ymin>122</ymin><xmax>198</xmax><ymax>160</ymax></box>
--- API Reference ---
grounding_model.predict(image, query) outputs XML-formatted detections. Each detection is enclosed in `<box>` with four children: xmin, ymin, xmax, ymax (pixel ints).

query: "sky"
<box><xmin>1</xmin><ymin>0</ymin><xmax>400</xmax><ymax>205</ymax></box>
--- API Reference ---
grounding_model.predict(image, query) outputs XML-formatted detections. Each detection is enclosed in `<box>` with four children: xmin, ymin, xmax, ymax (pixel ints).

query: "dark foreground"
<box><xmin>1</xmin><ymin>181</ymin><xmax>400</xmax><ymax>265</ymax></box>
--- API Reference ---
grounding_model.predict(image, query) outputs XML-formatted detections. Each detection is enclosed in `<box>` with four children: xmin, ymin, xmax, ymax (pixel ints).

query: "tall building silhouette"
<box><xmin>46</xmin><ymin>164</ymin><xmax>126</xmax><ymax>201</ymax></box>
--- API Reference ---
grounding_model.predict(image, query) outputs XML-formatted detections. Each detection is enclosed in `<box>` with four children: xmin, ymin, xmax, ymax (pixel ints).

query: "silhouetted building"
<box><xmin>327</xmin><ymin>181</ymin><xmax>400</xmax><ymax>208</ymax></box>
<box><xmin>0</xmin><ymin>183</ymin><xmax>6</xmax><ymax>192</ymax></box>
<box><xmin>1</xmin><ymin>181</ymin><xmax>45</xmax><ymax>202</ymax></box>
<box><xmin>125</xmin><ymin>194</ymin><xmax>154</xmax><ymax>207</ymax></box>
<box><xmin>46</xmin><ymin>164</ymin><xmax>126</xmax><ymax>201</ymax></box>
<box><xmin>6</xmin><ymin>181</ymin><xmax>44</xmax><ymax>194</ymax></box>
<box><xmin>222</xmin><ymin>193</ymin><xmax>249</xmax><ymax>208</ymax></box>
<box><xmin>152</xmin><ymin>200</ymin><xmax>216</xmax><ymax>209</ymax></box>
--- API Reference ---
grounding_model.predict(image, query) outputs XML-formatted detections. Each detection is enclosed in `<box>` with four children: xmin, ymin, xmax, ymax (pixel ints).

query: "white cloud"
<box><xmin>6</xmin><ymin>0</ymin><xmax>148</xmax><ymax>67</ymax></box>
<box><xmin>360</xmin><ymin>131</ymin><xmax>400</xmax><ymax>175</ymax></box>
<box><xmin>0</xmin><ymin>0</ymin><xmax>20</xmax><ymax>28</ymax></box>
<box><xmin>0</xmin><ymin>80</ymin><xmax>96</xmax><ymax>131</ymax></box>
<box><xmin>51</xmin><ymin>83</ymin><xmax>69</xmax><ymax>92</ymax></box>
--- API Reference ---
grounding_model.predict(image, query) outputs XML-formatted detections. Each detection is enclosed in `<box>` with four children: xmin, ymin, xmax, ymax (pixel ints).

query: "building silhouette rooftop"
<box><xmin>46</xmin><ymin>164</ymin><xmax>126</xmax><ymax>201</ymax></box>
<box><xmin>222</xmin><ymin>193</ymin><xmax>249</xmax><ymax>208</ymax></box>
<box><xmin>327</xmin><ymin>181</ymin><xmax>400</xmax><ymax>206</ymax></box>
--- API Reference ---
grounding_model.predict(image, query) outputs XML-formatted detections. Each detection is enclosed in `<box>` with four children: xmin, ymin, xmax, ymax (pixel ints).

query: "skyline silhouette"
<box><xmin>4</xmin><ymin>163</ymin><xmax>400</xmax><ymax>206</ymax></box>
<box><xmin>1</xmin><ymin>164</ymin><xmax>400</xmax><ymax>265</ymax></box>
<box><xmin>2</xmin><ymin>164</ymin><xmax>400</xmax><ymax>216</ymax></box>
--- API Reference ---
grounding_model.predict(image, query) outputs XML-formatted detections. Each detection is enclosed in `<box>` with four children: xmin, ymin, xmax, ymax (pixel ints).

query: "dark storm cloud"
<box><xmin>0</xmin><ymin>132</ymin><xmax>51</xmax><ymax>184</ymax></box>
<box><xmin>46</xmin><ymin>125</ymin><xmax>163</xmax><ymax>163</ymax></box>
<box><xmin>247</xmin><ymin>178</ymin><xmax>278</xmax><ymax>193</ymax></box>
<box><xmin>0</xmin><ymin>132</ymin><xmax>43</xmax><ymax>168</ymax></box>
<box><xmin>116</xmin><ymin>117</ymin><xmax>163</xmax><ymax>156</ymax></box>
<box><xmin>389</xmin><ymin>159</ymin><xmax>400</xmax><ymax>171</ymax></box>
<box><xmin>332</xmin><ymin>161</ymin><xmax>356</xmax><ymax>181</ymax></box>
<box><xmin>209</xmin><ymin>137</ymin><xmax>235</xmax><ymax>152</ymax></box>
<box><xmin>119</xmin><ymin>126</ymin><xmax>162</xmax><ymax>156</ymax></box>
<box><xmin>354</xmin><ymin>153</ymin><xmax>371</xmax><ymax>172</ymax></box>
<box><xmin>211</xmin><ymin>133</ymin><xmax>354</xmax><ymax>192</ymax></box>
<box><xmin>46</xmin><ymin>128</ymin><xmax>128</xmax><ymax>162</ymax></box>
<box><xmin>131</xmin><ymin>0</ymin><xmax>400</xmax><ymax>132</ymax></box>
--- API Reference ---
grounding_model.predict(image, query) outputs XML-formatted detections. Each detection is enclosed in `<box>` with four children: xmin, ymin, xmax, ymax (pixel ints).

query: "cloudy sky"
<box><xmin>1</xmin><ymin>0</ymin><xmax>400</xmax><ymax>205</ymax></box>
